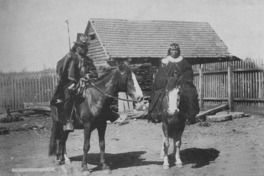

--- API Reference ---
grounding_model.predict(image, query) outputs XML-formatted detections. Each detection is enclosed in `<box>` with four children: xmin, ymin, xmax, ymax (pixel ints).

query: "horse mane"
<box><xmin>95</xmin><ymin>67</ymin><xmax>116</xmax><ymax>82</ymax></box>
<box><xmin>95</xmin><ymin>63</ymin><xmax>132</xmax><ymax>82</ymax></box>
<box><xmin>166</xmin><ymin>77</ymin><xmax>180</xmax><ymax>91</ymax></box>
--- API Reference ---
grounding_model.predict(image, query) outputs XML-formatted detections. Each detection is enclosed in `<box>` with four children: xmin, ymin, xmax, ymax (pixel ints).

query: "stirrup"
<box><xmin>51</xmin><ymin>99</ymin><xmax>63</xmax><ymax>107</ymax></box>
<box><xmin>63</xmin><ymin>120</ymin><xmax>74</xmax><ymax>132</ymax></box>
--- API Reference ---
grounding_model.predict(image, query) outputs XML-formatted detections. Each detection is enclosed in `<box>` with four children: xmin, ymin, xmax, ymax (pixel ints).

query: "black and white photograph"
<box><xmin>0</xmin><ymin>0</ymin><xmax>264</xmax><ymax>175</ymax></box>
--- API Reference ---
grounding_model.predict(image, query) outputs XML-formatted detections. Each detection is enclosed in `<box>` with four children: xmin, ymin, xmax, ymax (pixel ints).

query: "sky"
<box><xmin>0</xmin><ymin>0</ymin><xmax>264</xmax><ymax>72</ymax></box>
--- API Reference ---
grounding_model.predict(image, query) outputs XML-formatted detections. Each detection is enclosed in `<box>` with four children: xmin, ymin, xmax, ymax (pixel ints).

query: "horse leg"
<box><xmin>82</xmin><ymin>123</ymin><xmax>92</xmax><ymax>175</ymax></box>
<box><xmin>160</xmin><ymin>138</ymin><xmax>166</xmax><ymax>160</ymax></box>
<box><xmin>160</xmin><ymin>123</ymin><xmax>165</xmax><ymax>160</ymax></box>
<box><xmin>173</xmin><ymin>135</ymin><xmax>183</xmax><ymax>168</ymax></box>
<box><xmin>56</xmin><ymin>130</ymin><xmax>70</xmax><ymax>165</ymax></box>
<box><xmin>53</xmin><ymin>122</ymin><xmax>65</xmax><ymax>165</ymax></box>
<box><xmin>64</xmin><ymin>153</ymin><xmax>71</xmax><ymax>164</ymax></box>
<box><xmin>162</xmin><ymin>123</ymin><xmax>170</xmax><ymax>170</ymax></box>
<box><xmin>62</xmin><ymin>131</ymin><xmax>71</xmax><ymax>164</ymax></box>
<box><xmin>97</xmin><ymin>122</ymin><xmax>111</xmax><ymax>174</ymax></box>
<box><xmin>55</xmin><ymin>139</ymin><xmax>61</xmax><ymax>165</ymax></box>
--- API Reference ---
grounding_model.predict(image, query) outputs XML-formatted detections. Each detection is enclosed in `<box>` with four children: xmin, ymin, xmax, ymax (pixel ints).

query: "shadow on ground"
<box><xmin>70</xmin><ymin>148</ymin><xmax>219</xmax><ymax>171</ymax></box>
<box><xmin>178</xmin><ymin>147</ymin><xmax>220</xmax><ymax>168</ymax></box>
<box><xmin>70</xmin><ymin>151</ymin><xmax>163</xmax><ymax>171</ymax></box>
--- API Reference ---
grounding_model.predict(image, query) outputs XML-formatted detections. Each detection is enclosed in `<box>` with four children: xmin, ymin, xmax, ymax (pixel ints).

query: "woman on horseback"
<box><xmin>148</xmin><ymin>43</ymin><xmax>200</xmax><ymax>124</ymax></box>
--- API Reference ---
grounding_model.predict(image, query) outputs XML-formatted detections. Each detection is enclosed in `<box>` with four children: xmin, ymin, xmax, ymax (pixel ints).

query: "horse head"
<box><xmin>165</xmin><ymin>77</ymin><xmax>181</xmax><ymax>116</ymax></box>
<box><xmin>115</xmin><ymin>60</ymin><xmax>143</xmax><ymax>102</ymax></box>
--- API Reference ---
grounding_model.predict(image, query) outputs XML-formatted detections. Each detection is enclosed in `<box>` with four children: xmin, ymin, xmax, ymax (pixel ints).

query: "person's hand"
<box><xmin>84</xmin><ymin>73</ymin><xmax>90</xmax><ymax>80</ymax></box>
<box><xmin>68</xmin><ymin>83</ymin><xmax>77</xmax><ymax>96</ymax></box>
<box><xmin>67</xmin><ymin>52</ymin><xmax>72</xmax><ymax>59</ymax></box>
<box><xmin>68</xmin><ymin>83</ymin><xmax>75</xmax><ymax>89</ymax></box>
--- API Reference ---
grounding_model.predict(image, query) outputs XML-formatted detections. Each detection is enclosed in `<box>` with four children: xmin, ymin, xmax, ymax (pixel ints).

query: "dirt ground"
<box><xmin>1</xmin><ymin>112</ymin><xmax>264</xmax><ymax>176</ymax></box>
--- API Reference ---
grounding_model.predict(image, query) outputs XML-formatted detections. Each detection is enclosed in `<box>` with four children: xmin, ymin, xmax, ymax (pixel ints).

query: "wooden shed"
<box><xmin>84</xmin><ymin>18</ymin><xmax>231</xmax><ymax>68</ymax></box>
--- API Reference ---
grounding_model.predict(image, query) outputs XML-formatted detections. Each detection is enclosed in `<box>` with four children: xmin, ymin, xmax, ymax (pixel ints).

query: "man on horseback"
<box><xmin>50</xmin><ymin>33</ymin><xmax>98</xmax><ymax>131</ymax></box>
<box><xmin>148</xmin><ymin>43</ymin><xmax>200</xmax><ymax>124</ymax></box>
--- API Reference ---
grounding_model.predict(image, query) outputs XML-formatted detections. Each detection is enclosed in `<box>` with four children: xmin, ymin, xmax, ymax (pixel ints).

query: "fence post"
<box><xmin>228</xmin><ymin>61</ymin><xmax>234</xmax><ymax>111</ymax></box>
<box><xmin>199</xmin><ymin>64</ymin><xmax>204</xmax><ymax>111</ymax></box>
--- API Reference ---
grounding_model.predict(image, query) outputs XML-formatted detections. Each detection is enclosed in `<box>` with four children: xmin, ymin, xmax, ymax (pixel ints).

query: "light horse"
<box><xmin>49</xmin><ymin>60</ymin><xmax>143</xmax><ymax>175</ymax></box>
<box><xmin>160</xmin><ymin>77</ymin><xmax>186</xmax><ymax>170</ymax></box>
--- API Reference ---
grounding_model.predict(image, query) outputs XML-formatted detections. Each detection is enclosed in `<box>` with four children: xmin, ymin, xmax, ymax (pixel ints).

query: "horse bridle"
<box><xmin>165</xmin><ymin>84</ymin><xmax>181</xmax><ymax>108</ymax></box>
<box><xmin>86</xmin><ymin>81</ymin><xmax>138</xmax><ymax>103</ymax></box>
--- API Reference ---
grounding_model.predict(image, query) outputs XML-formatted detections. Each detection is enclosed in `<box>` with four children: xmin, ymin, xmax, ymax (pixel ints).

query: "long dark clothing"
<box><xmin>148</xmin><ymin>56</ymin><xmax>199</xmax><ymax>123</ymax></box>
<box><xmin>51</xmin><ymin>52</ymin><xmax>98</xmax><ymax>123</ymax></box>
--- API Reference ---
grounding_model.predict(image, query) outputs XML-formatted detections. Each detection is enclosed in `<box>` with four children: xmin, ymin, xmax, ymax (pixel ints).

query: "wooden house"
<box><xmin>84</xmin><ymin>18</ymin><xmax>231</xmax><ymax>68</ymax></box>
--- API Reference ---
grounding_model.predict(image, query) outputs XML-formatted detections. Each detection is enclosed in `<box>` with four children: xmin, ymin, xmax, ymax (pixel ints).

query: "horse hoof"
<box><xmin>103</xmin><ymin>169</ymin><xmax>112</xmax><ymax>174</ymax></box>
<box><xmin>163</xmin><ymin>165</ymin><xmax>170</xmax><ymax>170</ymax></box>
<box><xmin>176</xmin><ymin>163</ymin><xmax>183</xmax><ymax>168</ymax></box>
<box><xmin>82</xmin><ymin>170</ymin><xmax>91</xmax><ymax>176</ymax></box>
<box><xmin>55</xmin><ymin>159</ymin><xmax>61</xmax><ymax>165</ymax></box>
<box><xmin>55</xmin><ymin>159</ymin><xmax>64</xmax><ymax>165</ymax></box>
<box><xmin>102</xmin><ymin>165</ymin><xmax>111</xmax><ymax>174</ymax></box>
<box><xmin>65</xmin><ymin>159</ymin><xmax>71</xmax><ymax>165</ymax></box>
<box><xmin>60</xmin><ymin>165</ymin><xmax>68</xmax><ymax>174</ymax></box>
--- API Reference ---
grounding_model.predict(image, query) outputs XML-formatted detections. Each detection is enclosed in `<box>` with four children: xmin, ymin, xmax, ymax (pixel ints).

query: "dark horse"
<box><xmin>160</xmin><ymin>77</ymin><xmax>185</xmax><ymax>169</ymax></box>
<box><xmin>49</xmin><ymin>60</ymin><xmax>143</xmax><ymax>175</ymax></box>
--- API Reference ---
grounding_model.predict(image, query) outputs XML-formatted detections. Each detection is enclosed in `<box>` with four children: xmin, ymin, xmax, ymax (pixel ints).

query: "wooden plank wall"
<box><xmin>86</xmin><ymin>22</ymin><xmax>109</xmax><ymax>72</ymax></box>
<box><xmin>192</xmin><ymin>59</ymin><xmax>264</xmax><ymax>108</ymax></box>
<box><xmin>0</xmin><ymin>71</ymin><xmax>57</xmax><ymax>113</ymax></box>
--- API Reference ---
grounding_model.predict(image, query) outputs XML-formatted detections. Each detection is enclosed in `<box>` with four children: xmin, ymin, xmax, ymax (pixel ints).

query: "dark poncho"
<box><xmin>148</xmin><ymin>57</ymin><xmax>199</xmax><ymax>123</ymax></box>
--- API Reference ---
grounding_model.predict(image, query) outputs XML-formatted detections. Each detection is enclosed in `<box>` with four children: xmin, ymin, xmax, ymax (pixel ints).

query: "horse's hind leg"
<box><xmin>53</xmin><ymin>123</ymin><xmax>64</xmax><ymax>165</ymax></box>
<box><xmin>97</xmin><ymin>122</ymin><xmax>111</xmax><ymax>174</ymax></box>
<box><xmin>56</xmin><ymin>130</ymin><xmax>70</xmax><ymax>165</ymax></box>
<box><xmin>173</xmin><ymin>135</ymin><xmax>183</xmax><ymax>168</ymax></box>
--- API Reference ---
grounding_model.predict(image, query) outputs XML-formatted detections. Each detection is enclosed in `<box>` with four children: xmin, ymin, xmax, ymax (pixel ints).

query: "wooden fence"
<box><xmin>0</xmin><ymin>59</ymin><xmax>263</xmax><ymax>113</ymax></box>
<box><xmin>192</xmin><ymin>59</ymin><xmax>264</xmax><ymax>111</ymax></box>
<box><xmin>0</xmin><ymin>71</ymin><xmax>57</xmax><ymax>113</ymax></box>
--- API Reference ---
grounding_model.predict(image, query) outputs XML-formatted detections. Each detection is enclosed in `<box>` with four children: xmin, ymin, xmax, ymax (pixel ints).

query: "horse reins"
<box><xmin>87</xmin><ymin>81</ymin><xmax>138</xmax><ymax>103</ymax></box>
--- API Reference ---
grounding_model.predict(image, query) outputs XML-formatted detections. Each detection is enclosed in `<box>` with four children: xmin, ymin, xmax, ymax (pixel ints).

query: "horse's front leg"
<box><xmin>173</xmin><ymin>136</ymin><xmax>183</xmax><ymax>168</ymax></box>
<box><xmin>97</xmin><ymin>121</ymin><xmax>111</xmax><ymax>174</ymax></box>
<box><xmin>160</xmin><ymin>123</ymin><xmax>165</xmax><ymax>160</ymax></box>
<box><xmin>162</xmin><ymin>123</ymin><xmax>170</xmax><ymax>170</ymax></box>
<box><xmin>82</xmin><ymin>123</ymin><xmax>92</xmax><ymax>176</ymax></box>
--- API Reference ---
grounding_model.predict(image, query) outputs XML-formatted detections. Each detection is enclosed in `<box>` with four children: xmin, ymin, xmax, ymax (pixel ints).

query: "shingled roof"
<box><xmin>86</xmin><ymin>18</ymin><xmax>230</xmax><ymax>61</ymax></box>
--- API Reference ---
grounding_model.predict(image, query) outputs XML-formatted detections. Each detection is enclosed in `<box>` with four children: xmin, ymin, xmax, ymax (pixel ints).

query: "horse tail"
<box><xmin>49</xmin><ymin>120</ymin><xmax>58</xmax><ymax>156</ymax></box>
<box><xmin>49</xmin><ymin>105</ymin><xmax>61</xmax><ymax>156</ymax></box>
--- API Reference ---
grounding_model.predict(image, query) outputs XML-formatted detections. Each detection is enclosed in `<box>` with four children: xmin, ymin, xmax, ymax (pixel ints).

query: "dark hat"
<box><xmin>74</xmin><ymin>33</ymin><xmax>89</xmax><ymax>46</ymax></box>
